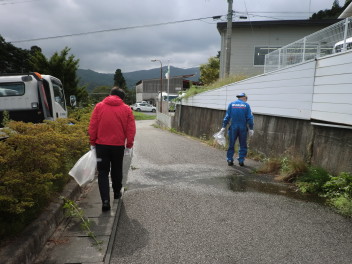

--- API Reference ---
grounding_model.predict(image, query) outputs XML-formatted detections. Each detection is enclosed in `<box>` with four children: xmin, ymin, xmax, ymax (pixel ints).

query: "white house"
<box><xmin>217</xmin><ymin>19</ymin><xmax>340</xmax><ymax>78</ymax></box>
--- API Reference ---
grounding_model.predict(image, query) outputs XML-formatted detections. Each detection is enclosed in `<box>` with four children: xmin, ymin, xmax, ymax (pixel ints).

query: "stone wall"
<box><xmin>171</xmin><ymin>105</ymin><xmax>352</xmax><ymax>175</ymax></box>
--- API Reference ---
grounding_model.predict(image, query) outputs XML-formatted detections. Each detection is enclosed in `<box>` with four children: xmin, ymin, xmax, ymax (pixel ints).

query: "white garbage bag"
<box><xmin>124</xmin><ymin>148</ymin><xmax>133</xmax><ymax>156</ymax></box>
<box><xmin>213</xmin><ymin>130</ymin><xmax>226</xmax><ymax>146</ymax></box>
<box><xmin>69</xmin><ymin>149</ymin><xmax>97</xmax><ymax>186</ymax></box>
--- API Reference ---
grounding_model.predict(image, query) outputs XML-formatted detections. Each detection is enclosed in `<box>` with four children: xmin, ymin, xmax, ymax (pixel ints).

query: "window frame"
<box><xmin>254</xmin><ymin>46</ymin><xmax>281</xmax><ymax>66</ymax></box>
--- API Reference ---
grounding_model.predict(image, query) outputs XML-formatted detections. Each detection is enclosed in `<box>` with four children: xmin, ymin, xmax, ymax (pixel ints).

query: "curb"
<box><xmin>0</xmin><ymin>180</ymin><xmax>81</xmax><ymax>264</ymax></box>
<box><xmin>103</xmin><ymin>188</ymin><xmax>124</xmax><ymax>264</ymax></box>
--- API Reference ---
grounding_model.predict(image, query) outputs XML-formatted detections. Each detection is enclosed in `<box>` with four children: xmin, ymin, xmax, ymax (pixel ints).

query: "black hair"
<box><xmin>110</xmin><ymin>87</ymin><xmax>125</xmax><ymax>100</ymax></box>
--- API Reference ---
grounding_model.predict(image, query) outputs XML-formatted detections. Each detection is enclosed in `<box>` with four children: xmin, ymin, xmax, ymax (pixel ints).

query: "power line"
<box><xmin>0</xmin><ymin>0</ymin><xmax>42</xmax><ymax>5</ymax></box>
<box><xmin>11</xmin><ymin>15</ymin><xmax>223</xmax><ymax>43</ymax></box>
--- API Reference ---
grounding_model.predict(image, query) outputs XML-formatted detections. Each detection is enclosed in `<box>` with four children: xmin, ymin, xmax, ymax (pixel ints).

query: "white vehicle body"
<box><xmin>0</xmin><ymin>72</ymin><xmax>67</xmax><ymax>126</ymax></box>
<box><xmin>131</xmin><ymin>102</ymin><xmax>156</xmax><ymax>112</ymax></box>
<box><xmin>157</xmin><ymin>92</ymin><xmax>179</xmax><ymax>102</ymax></box>
<box><xmin>333</xmin><ymin>37</ymin><xmax>352</xmax><ymax>53</ymax></box>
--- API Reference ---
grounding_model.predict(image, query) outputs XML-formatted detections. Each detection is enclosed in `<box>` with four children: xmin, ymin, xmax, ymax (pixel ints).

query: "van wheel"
<box><xmin>136</xmin><ymin>108</ymin><xmax>141</xmax><ymax>112</ymax></box>
<box><xmin>152</xmin><ymin>109</ymin><xmax>156</xmax><ymax>113</ymax></box>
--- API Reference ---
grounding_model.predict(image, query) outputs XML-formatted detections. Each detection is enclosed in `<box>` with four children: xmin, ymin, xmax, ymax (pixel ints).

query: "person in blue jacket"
<box><xmin>220</xmin><ymin>93</ymin><xmax>254</xmax><ymax>166</ymax></box>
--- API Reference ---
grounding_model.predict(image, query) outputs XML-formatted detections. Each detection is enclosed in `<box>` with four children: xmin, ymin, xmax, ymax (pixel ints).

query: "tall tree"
<box><xmin>0</xmin><ymin>35</ymin><xmax>31</xmax><ymax>73</ymax></box>
<box><xmin>113</xmin><ymin>69</ymin><xmax>127</xmax><ymax>89</ymax></box>
<box><xmin>30</xmin><ymin>47</ymin><xmax>87</xmax><ymax>105</ymax></box>
<box><xmin>199</xmin><ymin>56</ymin><xmax>220</xmax><ymax>85</ymax></box>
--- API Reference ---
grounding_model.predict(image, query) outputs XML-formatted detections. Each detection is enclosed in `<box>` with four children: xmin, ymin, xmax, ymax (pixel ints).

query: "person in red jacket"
<box><xmin>89</xmin><ymin>87</ymin><xmax>136</xmax><ymax>211</ymax></box>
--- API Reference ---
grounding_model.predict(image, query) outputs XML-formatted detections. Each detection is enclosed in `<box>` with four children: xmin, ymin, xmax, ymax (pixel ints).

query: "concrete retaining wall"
<box><xmin>171</xmin><ymin>105</ymin><xmax>352</xmax><ymax>175</ymax></box>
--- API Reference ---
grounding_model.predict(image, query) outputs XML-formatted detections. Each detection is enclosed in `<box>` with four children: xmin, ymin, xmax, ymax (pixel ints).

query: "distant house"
<box><xmin>135</xmin><ymin>74</ymin><xmax>200</xmax><ymax>104</ymax></box>
<box><xmin>217</xmin><ymin>19</ymin><xmax>340</xmax><ymax>78</ymax></box>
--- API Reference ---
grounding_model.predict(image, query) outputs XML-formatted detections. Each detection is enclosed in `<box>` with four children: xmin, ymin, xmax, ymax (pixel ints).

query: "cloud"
<box><xmin>0</xmin><ymin>0</ymin><xmax>336</xmax><ymax>73</ymax></box>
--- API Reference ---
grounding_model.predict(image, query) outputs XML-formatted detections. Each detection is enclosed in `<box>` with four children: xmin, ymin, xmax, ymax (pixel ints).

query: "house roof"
<box><xmin>217</xmin><ymin>19</ymin><xmax>341</xmax><ymax>32</ymax></box>
<box><xmin>135</xmin><ymin>74</ymin><xmax>196</xmax><ymax>85</ymax></box>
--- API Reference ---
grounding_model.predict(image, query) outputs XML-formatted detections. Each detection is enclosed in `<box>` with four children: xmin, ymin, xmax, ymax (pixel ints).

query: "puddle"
<box><xmin>227</xmin><ymin>174</ymin><xmax>326</xmax><ymax>204</ymax></box>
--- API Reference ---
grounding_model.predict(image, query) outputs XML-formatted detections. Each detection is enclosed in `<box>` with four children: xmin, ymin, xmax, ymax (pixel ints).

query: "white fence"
<box><xmin>264</xmin><ymin>18</ymin><xmax>352</xmax><ymax>73</ymax></box>
<box><xmin>182</xmin><ymin>50</ymin><xmax>352</xmax><ymax>127</ymax></box>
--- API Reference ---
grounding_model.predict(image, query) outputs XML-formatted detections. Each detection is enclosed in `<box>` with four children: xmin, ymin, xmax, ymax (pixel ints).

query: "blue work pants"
<box><xmin>227</xmin><ymin>124</ymin><xmax>248</xmax><ymax>162</ymax></box>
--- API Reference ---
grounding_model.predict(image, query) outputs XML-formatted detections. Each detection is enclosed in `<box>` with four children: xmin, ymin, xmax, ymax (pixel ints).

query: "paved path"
<box><xmin>110</xmin><ymin>120</ymin><xmax>352</xmax><ymax>264</ymax></box>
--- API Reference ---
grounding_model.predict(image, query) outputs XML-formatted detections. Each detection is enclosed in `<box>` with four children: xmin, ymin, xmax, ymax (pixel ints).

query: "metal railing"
<box><xmin>264</xmin><ymin>18</ymin><xmax>352</xmax><ymax>73</ymax></box>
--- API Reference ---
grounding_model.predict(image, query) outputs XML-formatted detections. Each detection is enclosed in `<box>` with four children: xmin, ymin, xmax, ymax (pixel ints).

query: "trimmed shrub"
<box><xmin>0</xmin><ymin>115</ymin><xmax>90</xmax><ymax>238</ymax></box>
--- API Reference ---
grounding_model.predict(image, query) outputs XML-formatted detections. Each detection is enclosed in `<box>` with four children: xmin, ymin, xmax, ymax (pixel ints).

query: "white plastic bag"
<box><xmin>124</xmin><ymin>148</ymin><xmax>133</xmax><ymax>156</ymax></box>
<box><xmin>69</xmin><ymin>149</ymin><xmax>97</xmax><ymax>186</ymax></box>
<box><xmin>213</xmin><ymin>131</ymin><xmax>226</xmax><ymax>146</ymax></box>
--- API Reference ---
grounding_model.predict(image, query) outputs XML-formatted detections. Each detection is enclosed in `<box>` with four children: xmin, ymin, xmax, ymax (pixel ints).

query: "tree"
<box><xmin>199</xmin><ymin>56</ymin><xmax>220</xmax><ymax>85</ymax></box>
<box><xmin>113</xmin><ymin>69</ymin><xmax>126</xmax><ymax>89</ymax></box>
<box><xmin>0</xmin><ymin>35</ymin><xmax>31</xmax><ymax>73</ymax></box>
<box><xmin>124</xmin><ymin>87</ymin><xmax>135</xmax><ymax>105</ymax></box>
<box><xmin>90</xmin><ymin>86</ymin><xmax>111</xmax><ymax>103</ymax></box>
<box><xmin>310</xmin><ymin>0</ymin><xmax>351</xmax><ymax>19</ymax></box>
<box><xmin>30</xmin><ymin>47</ymin><xmax>88</xmax><ymax>105</ymax></box>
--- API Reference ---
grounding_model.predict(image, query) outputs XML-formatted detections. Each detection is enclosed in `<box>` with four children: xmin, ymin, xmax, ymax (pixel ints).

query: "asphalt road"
<box><xmin>109</xmin><ymin>120</ymin><xmax>352</xmax><ymax>264</ymax></box>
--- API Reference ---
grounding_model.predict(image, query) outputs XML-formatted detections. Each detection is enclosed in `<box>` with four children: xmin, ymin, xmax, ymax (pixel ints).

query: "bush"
<box><xmin>323</xmin><ymin>172</ymin><xmax>352</xmax><ymax>216</ymax></box>
<box><xmin>0</xmin><ymin>113</ymin><xmax>90</xmax><ymax>238</ymax></box>
<box><xmin>295</xmin><ymin>167</ymin><xmax>331</xmax><ymax>194</ymax></box>
<box><xmin>323</xmin><ymin>172</ymin><xmax>352</xmax><ymax>198</ymax></box>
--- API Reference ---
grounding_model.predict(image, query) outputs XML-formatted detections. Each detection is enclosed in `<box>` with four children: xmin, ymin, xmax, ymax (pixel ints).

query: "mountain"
<box><xmin>77</xmin><ymin>66</ymin><xmax>200</xmax><ymax>92</ymax></box>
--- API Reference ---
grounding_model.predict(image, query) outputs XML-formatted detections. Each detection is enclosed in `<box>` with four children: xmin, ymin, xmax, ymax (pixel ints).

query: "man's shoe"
<box><xmin>102</xmin><ymin>200</ymin><xmax>111</xmax><ymax>211</ymax></box>
<box><xmin>114</xmin><ymin>191</ymin><xmax>122</xmax><ymax>200</ymax></box>
<box><xmin>239</xmin><ymin>161</ymin><xmax>244</xmax><ymax>166</ymax></box>
<box><xmin>227</xmin><ymin>160</ymin><xmax>234</xmax><ymax>166</ymax></box>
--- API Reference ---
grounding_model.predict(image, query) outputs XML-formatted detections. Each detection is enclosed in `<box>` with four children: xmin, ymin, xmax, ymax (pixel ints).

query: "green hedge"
<box><xmin>0</xmin><ymin>112</ymin><xmax>91</xmax><ymax>238</ymax></box>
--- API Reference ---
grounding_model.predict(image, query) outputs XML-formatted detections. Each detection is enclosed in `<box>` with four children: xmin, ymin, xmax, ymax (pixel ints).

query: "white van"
<box><xmin>0</xmin><ymin>72</ymin><xmax>67</xmax><ymax>126</ymax></box>
<box><xmin>333</xmin><ymin>37</ymin><xmax>352</xmax><ymax>53</ymax></box>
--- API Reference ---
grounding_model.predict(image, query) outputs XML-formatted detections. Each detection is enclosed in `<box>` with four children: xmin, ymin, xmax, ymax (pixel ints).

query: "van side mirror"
<box><xmin>69</xmin><ymin>95</ymin><xmax>77</xmax><ymax>107</ymax></box>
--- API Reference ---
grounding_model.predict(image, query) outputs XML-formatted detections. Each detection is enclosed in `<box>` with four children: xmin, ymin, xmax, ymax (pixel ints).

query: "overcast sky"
<box><xmin>0</xmin><ymin>0</ymin><xmax>339</xmax><ymax>73</ymax></box>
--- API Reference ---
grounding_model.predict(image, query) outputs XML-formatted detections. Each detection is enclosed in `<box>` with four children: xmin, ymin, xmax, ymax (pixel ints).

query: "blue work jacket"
<box><xmin>222</xmin><ymin>99</ymin><xmax>254</xmax><ymax>129</ymax></box>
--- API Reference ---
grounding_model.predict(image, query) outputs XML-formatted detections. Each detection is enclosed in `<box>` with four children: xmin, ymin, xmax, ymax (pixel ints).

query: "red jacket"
<box><xmin>88</xmin><ymin>95</ymin><xmax>136</xmax><ymax>148</ymax></box>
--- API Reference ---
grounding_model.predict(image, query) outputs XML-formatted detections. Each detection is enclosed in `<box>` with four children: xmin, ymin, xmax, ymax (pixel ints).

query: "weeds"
<box><xmin>257</xmin><ymin>156</ymin><xmax>352</xmax><ymax>216</ymax></box>
<box><xmin>323</xmin><ymin>172</ymin><xmax>352</xmax><ymax>216</ymax></box>
<box><xmin>62</xmin><ymin>197</ymin><xmax>103</xmax><ymax>250</ymax></box>
<box><xmin>295</xmin><ymin>167</ymin><xmax>330</xmax><ymax>193</ymax></box>
<box><xmin>1</xmin><ymin>110</ymin><xmax>10</xmax><ymax>127</ymax></box>
<box><xmin>183</xmin><ymin>74</ymin><xmax>248</xmax><ymax>99</ymax></box>
<box><xmin>257</xmin><ymin>158</ymin><xmax>282</xmax><ymax>175</ymax></box>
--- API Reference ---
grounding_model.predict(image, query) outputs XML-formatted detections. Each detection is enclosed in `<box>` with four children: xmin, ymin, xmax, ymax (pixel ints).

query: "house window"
<box><xmin>254</xmin><ymin>46</ymin><xmax>280</xmax><ymax>65</ymax></box>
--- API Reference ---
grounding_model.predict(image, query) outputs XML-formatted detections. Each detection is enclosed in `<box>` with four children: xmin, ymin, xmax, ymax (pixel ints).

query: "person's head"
<box><xmin>110</xmin><ymin>87</ymin><xmax>125</xmax><ymax>100</ymax></box>
<box><xmin>236</xmin><ymin>92</ymin><xmax>248</xmax><ymax>102</ymax></box>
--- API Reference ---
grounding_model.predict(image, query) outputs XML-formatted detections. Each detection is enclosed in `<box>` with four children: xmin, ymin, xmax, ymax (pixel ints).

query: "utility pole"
<box><xmin>151</xmin><ymin>59</ymin><xmax>163</xmax><ymax>113</ymax></box>
<box><xmin>224</xmin><ymin>0</ymin><xmax>233</xmax><ymax>78</ymax></box>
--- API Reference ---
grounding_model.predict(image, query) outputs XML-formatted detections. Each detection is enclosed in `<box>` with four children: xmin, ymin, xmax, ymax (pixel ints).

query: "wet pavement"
<box><xmin>109</xmin><ymin>120</ymin><xmax>352</xmax><ymax>264</ymax></box>
<box><xmin>30</xmin><ymin>119</ymin><xmax>352</xmax><ymax>264</ymax></box>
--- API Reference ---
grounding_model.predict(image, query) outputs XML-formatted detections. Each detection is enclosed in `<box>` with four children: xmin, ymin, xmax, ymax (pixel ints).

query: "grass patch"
<box><xmin>183</xmin><ymin>74</ymin><xmax>248</xmax><ymax>99</ymax></box>
<box><xmin>133</xmin><ymin>111</ymin><xmax>156</xmax><ymax>120</ymax></box>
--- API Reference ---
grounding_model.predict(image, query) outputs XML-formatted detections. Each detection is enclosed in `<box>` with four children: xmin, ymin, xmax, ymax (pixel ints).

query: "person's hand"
<box><xmin>219</xmin><ymin>127</ymin><xmax>225</xmax><ymax>134</ymax></box>
<box><xmin>124</xmin><ymin>148</ymin><xmax>133</xmax><ymax>156</ymax></box>
<box><xmin>90</xmin><ymin>145</ymin><xmax>95</xmax><ymax>150</ymax></box>
<box><xmin>249</xmin><ymin>130</ymin><xmax>254</xmax><ymax>137</ymax></box>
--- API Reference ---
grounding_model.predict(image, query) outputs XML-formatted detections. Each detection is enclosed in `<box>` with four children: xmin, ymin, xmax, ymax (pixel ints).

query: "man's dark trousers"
<box><xmin>95</xmin><ymin>144</ymin><xmax>125</xmax><ymax>202</ymax></box>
